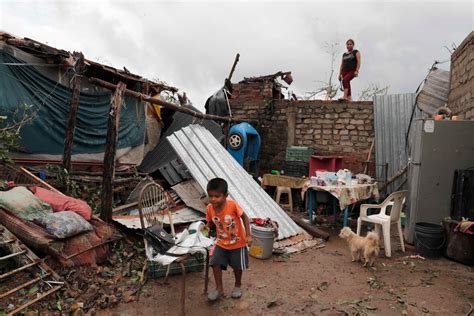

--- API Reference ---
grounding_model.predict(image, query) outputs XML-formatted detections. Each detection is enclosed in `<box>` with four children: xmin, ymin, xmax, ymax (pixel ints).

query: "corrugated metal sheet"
<box><xmin>138</xmin><ymin>104</ymin><xmax>224</xmax><ymax>181</ymax></box>
<box><xmin>167</xmin><ymin>124</ymin><xmax>303</xmax><ymax>240</ymax></box>
<box><xmin>374</xmin><ymin>94</ymin><xmax>421</xmax><ymax>194</ymax></box>
<box><xmin>416</xmin><ymin>68</ymin><xmax>450</xmax><ymax>115</ymax></box>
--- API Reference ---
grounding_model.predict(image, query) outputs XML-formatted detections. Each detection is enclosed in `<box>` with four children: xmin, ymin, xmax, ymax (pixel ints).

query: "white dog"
<box><xmin>339</xmin><ymin>227</ymin><xmax>380</xmax><ymax>267</ymax></box>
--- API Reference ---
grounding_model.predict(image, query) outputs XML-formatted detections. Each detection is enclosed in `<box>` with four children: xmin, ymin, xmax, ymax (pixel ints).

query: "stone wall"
<box><xmin>230</xmin><ymin>99</ymin><xmax>375</xmax><ymax>175</ymax></box>
<box><xmin>448</xmin><ymin>31</ymin><xmax>473</xmax><ymax>120</ymax></box>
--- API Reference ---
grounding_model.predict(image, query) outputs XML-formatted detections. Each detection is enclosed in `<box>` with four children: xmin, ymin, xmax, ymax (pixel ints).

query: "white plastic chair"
<box><xmin>356</xmin><ymin>190</ymin><xmax>407</xmax><ymax>258</ymax></box>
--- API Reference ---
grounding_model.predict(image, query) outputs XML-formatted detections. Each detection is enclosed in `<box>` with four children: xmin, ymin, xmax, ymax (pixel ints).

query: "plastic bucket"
<box><xmin>414</xmin><ymin>222</ymin><xmax>446</xmax><ymax>258</ymax></box>
<box><xmin>249</xmin><ymin>224</ymin><xmax>276</xmax><ymax>259</ymax></box>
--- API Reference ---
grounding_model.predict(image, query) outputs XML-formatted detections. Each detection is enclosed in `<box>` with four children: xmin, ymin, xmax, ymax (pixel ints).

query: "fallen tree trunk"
<box><xmin>286</xmin><ymin>212</ymin><xmax>330</xmax><ymax>240</ymax></box>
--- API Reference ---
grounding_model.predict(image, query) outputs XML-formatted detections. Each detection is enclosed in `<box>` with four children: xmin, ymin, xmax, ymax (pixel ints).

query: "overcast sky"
<box><xmin>1</xmin><ymin>0</ymin><xmax>472</xmax><ymax>110</ymax></box>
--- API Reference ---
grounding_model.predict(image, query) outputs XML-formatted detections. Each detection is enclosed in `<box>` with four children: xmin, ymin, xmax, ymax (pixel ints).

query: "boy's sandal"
<box><xmin>231</xmin><ymin>287</ymin><xmax>242</xmax><ymax>299</ymax></box>
<box><xmin>207</xmin><ymin>290</ymin><xmax>224</xmax><ymax>301</ymax></box>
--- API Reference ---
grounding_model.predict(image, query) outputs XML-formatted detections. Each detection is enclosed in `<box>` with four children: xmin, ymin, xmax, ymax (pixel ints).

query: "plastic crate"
<box><xmin>283</xmin><ymin>161</ymin><xmax>309</xmax><ymax>177</ymax></box>
<box><xmin>285</xmin><ymin>146</ymin><xmax>314</xmax><ymax>162</ymax></box>
<box><xmin>147</xmin><ymin>252</ymin><xmax>205</xmax><ymax>279</ymax></box>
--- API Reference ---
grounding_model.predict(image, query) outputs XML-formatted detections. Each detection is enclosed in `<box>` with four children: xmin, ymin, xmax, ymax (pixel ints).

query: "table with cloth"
<box><xmin>261</xmin><ymin>174</ymin><xmax>307</xmax><ymax>189</ymax></box>
<box><xmin>304</xmin><ymin>182</ymin><xmax>379</xmax><ymax>227</ymax></box>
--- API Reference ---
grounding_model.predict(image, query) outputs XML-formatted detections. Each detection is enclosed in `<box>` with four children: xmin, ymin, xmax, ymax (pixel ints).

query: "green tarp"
<box><xmin>0</xmin><ymin>50</ymin><xmax>145</xmax><ymax>155</ymax></box>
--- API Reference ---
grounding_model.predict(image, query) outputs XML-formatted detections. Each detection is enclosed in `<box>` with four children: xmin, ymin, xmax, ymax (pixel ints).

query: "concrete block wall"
<box><xmin>231</xmin><ymin>98</ymin><xmax>375</xmax><ymax>175</ymax></box>
<box><xmin>448</xmin><ymin>31</ymin><xmax>473</xmax><ymax>120</ymax></box>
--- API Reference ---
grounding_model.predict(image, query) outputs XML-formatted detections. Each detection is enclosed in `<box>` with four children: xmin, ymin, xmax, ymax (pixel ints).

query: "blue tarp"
<box><xmin>0</xmin><ymin>50</ymin><xmax>145</xmax><ymax>155</ymax></box>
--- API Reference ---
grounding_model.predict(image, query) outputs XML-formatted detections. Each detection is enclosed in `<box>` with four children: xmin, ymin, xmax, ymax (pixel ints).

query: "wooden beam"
<box><xmin>379</xmin><ymin>165</ymin><xmax>408</xmax><ymax>192</ymax></box>
<box><xmin>62</xmin><ymin>52</ymin><xmax>85</xmax><ymax>172</ymax></box>
<box><xmin>100</xmin><ymin>81</ymin><xmax>126</xmax><ymax>221</ymax></box>
<box><xmin>89</xmin><ymin>77</ymin><xmax>257</xmax><ymax>124</ymax></box>
<box><xmin>286</xmin><ymin>212</ymin><xmax>330</xmax><ymax>240</ymax></box>
<box><xmin>227</xmin><ymin>53</ymin><xmax>240</xmax><ymax>82</ymax></box>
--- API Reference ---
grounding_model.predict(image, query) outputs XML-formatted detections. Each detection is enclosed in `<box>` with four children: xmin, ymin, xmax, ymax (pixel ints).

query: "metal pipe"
<box><xmin>7</xmin><ymin>285</ymin><xmax>62</xmax><ymax>316</ymax></box>
<box><xmin>0</xmin><ymin>250</ymin><xmax>26</xmax><ymax>261</ymax></box>
<box><xmin>0</xmin><ymin>273</ymin><xmax>50</xmax><ymax>300</ymax></box>
<box><xmin>180</xmin><ymin>262</ymin><xmax>186</xmax><ymax>316</ymax></box>
<box><xmin>0</xmin><ymin>261</ymin><xmax>40</xmax><ymax>280</ymax></box>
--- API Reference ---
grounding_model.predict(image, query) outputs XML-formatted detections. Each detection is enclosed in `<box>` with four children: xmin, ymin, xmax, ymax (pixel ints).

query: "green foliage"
<box><xmin>0</xmin><ymin>104</ymin><xmax>36</xmax><ymax>162</ymax></box>
<box><xmin>45</xmin><ymin>165</ymin><xmax>102</xmax><ymax>214</ymax></box>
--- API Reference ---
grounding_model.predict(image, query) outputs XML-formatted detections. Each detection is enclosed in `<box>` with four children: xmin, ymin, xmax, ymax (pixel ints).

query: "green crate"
<box><xmin>147</xmin><ymin>252</ymin><xmax>205</xmax><ymax>279</ymax></box>
<box><xmin>285</xmin><ymin>146</ymin><xmax>314</xmax><ymax>162</ymax></box>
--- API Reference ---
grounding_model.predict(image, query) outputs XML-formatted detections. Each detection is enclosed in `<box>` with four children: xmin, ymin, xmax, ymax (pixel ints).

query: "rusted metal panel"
<box><xmin>167</xmin><ymin>124</ymin><xmax>304</xmax><ymax>240</ymax></box>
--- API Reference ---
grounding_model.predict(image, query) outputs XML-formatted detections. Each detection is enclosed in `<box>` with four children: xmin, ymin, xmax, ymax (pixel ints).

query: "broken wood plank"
<box><xmin>62</xmin><ymin>52</ymin><xmax>85</xmax><ymax>172</ymax></box>
<box><xmin>112</xmin><ymin>201</ymin><xmax>139</xmax><ymax>214</ymax></box>
<box><xmin>286</xmin><ymin>212</ymin><xmax>330</xmax><ymax>240</ymax></box>
<box><xmin>18</xmin><ymin>166</ymin><xmax>64</xmax><ymax>195</ymax></box>
<box><xmin>379</xmin><ymin>165</ymin><xmax>408</xmax><ymax>192</ymax></box>
<box><xmin>100</xmin><ymin>81</ymin><xmax>126</xmax><ymax>222</ymax></box>
<box><xmin>89</xmin><ymin>77</ymin><xmax>257</xmax><ymax>124</ymax></box>
<box><xmin>227</xmin><ymin>53</ymin><xmax>240</xmax><ymax>82</ymax></box>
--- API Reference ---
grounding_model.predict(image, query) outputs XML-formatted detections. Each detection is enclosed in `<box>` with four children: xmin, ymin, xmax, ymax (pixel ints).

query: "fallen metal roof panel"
<box><xmin>416</xmin><ymin>67</ymin><xmax>450</xmax><ymax>115</ymax></box>
<box><xmin>167</xmin><ymin>124</ymin><xmax>304</xmax><ymax>240</ymax></box>
<box><xmin>139</xmin><ymin>104</ymin><xmax>224</xmax><ymax>179</ymax></box>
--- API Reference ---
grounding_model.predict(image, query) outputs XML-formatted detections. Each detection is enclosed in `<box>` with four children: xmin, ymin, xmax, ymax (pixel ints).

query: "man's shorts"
<box><xmin>210</xmin><ymin>245</ymin><xmax>249</xmax><ymax>271</ymax></box>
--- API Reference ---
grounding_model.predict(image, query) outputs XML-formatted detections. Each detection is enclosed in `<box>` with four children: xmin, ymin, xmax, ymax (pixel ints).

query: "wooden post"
<box><xmin>100</xmin><ymin>81</ymin><xmax>126</xmax><ymax>221</ymax></box>
<box><xmin>62</xmin><ymin>52</ymin><xmax>85</xmax><ymax>172</ymax></box>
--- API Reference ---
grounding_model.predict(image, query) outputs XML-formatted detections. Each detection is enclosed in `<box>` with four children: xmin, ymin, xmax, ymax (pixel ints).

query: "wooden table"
<box><xmin>306</xmin><ymin>183</ymin><xmax>379</xmax><ymax>227</ymax></box>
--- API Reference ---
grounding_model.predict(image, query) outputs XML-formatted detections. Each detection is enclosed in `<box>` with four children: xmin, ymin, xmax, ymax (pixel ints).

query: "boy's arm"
<box><xmin>241</xmin><ymin>211</ymin><xmax>252</xmax><ymax>246</ymax></box>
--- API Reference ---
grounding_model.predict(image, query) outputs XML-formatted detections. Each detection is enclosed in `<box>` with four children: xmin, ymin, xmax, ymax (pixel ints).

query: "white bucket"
<box><xmin>249</xmin><ymin>224</ymin><xmax>276</xmax><ymax>259</ymax></box>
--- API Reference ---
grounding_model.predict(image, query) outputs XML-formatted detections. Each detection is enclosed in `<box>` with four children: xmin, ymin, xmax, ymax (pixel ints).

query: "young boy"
<box><xmin>204</xmin><ymin>178</ymin><xmax>252</xmax><ymax>301</ymax></box>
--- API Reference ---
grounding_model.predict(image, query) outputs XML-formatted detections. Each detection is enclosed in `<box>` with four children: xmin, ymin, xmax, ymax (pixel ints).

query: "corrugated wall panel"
<box><xmin>374</xmin><ymin>94</ymin><xmax>419</xmax><ymax>194</ymax></box>
<box><xmin>167</xmin><ymin>124</ymin><xmax>303</xmax><ymax>240</ymax></box>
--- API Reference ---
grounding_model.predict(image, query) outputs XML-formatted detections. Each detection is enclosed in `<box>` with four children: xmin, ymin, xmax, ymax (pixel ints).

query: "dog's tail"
<box><xmin>367</xmin><ymin>231</ymin><xmax>380</xmax><ymax>255</ymax></box>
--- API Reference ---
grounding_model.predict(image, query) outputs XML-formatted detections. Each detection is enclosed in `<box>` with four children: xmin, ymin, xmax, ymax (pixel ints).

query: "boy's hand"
<box><xmin>246</xmin><ymin>235</ymin><xmax>253</xmax><ymax>246</ymax></box>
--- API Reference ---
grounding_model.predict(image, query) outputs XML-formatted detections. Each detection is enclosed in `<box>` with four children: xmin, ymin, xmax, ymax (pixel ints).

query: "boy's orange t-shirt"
<box><xmin>206</xmin><ymin>200</ymin><xmax>247</xmax><ymax>250</ymax></box>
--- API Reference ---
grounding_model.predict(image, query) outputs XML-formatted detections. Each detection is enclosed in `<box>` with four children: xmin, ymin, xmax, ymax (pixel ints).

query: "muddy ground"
<box><xmin>110</xmin><ymin>228</ymin><xmax>474</xmax><ymax>316</ymax></box>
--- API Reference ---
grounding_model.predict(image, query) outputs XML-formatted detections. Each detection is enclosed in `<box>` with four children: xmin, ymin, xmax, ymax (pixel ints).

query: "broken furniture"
<box><xmin>275</xmin><ymin>186</ymin><xmax>293</xmax><ymax>212</ymax></box>
<box><xmin>405</xmin><ymin>119</ymin><xmax>474</xmax><ymax>243</ymax></box>
<box><xmin>138</xmin><ymin>182</ymin><xmax>209</xmax><ymax>316</ymax></box>
<box><xmin>357</xmin><ymin>191</ymin><xmax>407</xmax><ymax>258</ymax></box>
<box><xmin>306</xmin><ymin>182</ymin><xmax>379</xmax><ymax>227</ymax></box>
<box><xmin>138</xmin><ymin>182</ymin><xmax>176</xmax><ymax>236</ymax></box>
<box><xmin>0</xmin><ymin>224</ymin><xmax>63</xmax><ymax>315</ymax></box>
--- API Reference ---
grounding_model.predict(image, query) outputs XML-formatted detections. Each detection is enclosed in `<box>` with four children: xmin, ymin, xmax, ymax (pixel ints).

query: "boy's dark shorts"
<box><xmin>210</xmin><ymin>245</ymin><xmax>249</xmax><ymax>271</ymax></box>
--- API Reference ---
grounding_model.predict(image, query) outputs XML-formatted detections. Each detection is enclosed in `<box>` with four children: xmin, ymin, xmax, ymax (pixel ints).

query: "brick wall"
<box><xmin>231</xmin><ymin>98</ymin><xmax>375</xmax><ymax>175</ymax></box>
<box><xmin>448</xmin><ymin>31</ymin><xmax>473</xmax><ymax>120</ymax></box>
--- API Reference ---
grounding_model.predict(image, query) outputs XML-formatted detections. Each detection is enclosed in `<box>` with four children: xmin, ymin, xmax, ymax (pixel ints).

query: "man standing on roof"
<box><xmin>338</xmin><ymin>39</ymin><xmax>361</xmax><ymax>101</ymax></box>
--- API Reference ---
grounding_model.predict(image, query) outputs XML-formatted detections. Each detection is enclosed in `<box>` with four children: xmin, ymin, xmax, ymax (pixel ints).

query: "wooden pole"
<box><xmin>227</xmin><ymin>53</ymin><xmax>240</xmax><ymax>82</ymax></box>
<box><xmin>62</xmin><ymin>52</ymin><xmax>85</xmax><ymax>172</ymax></box>
<box><xmin>363</xmin><ymin>138</ymin><xmax>375</xmax><ymax>175</ymax></box>
<box><xmin>286</xmin><ymin>212</ymin><xmax>330</xmax><ymax>240</ymax></box>
<box><xmin>89</xmin><ymin>77</ymin><xmax>257</xmax><ymax>124</ymax></box>
<box><xmin>379</xmin><ymin>165</ymin><xmax>408</xmax><ymax>192</ymax></box>
<box><xmin>100</xmin><ymin>81</ymin><xmax>126</xmax><ymax>222</ymax></box>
